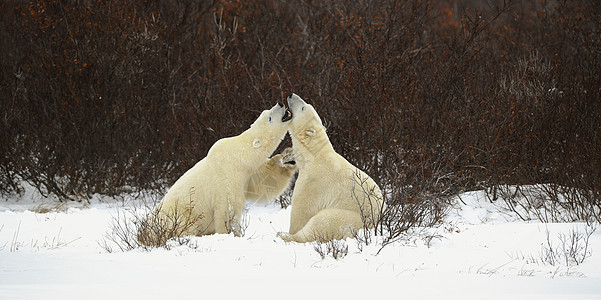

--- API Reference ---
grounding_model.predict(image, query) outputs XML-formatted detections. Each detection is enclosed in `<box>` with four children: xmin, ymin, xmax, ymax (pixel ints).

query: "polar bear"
<box><xmin>278</xmin><ymin>94</ymin><xmax>385</xmax><ymax>243</ymax></box>
<box><xmin>138</xmin><ymin>102</ymin><xmax>296</xmax><ymax>246</ymax></box>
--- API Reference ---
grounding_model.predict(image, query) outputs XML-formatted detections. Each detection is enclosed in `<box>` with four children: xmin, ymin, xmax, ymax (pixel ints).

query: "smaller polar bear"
<box><xmin>138</xmin><ymin>102</ymin><xmax>296</xmax><ymax>246</ymax></box>
<box><xmin>278</xmin><ymin>94</ymin><xmax>385</xmax><ymax>243</ymax></box>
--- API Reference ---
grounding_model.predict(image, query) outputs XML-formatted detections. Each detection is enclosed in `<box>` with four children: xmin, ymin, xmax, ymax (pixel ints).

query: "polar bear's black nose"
<box><xmin>277</xmin><ymin>102</ymin><xmax>284</xmax><ymax>108</ymax></box>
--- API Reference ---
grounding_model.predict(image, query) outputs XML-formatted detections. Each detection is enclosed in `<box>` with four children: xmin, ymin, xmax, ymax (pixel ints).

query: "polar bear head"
<box><xmin>248</xmin><ymin>102</ymin><xmax>291</xmax><ymax>150</ymax></box>
<box><xmin>286</xmin><ymin>93</ymin><xmax>333</xmax><ymax>163</ymax></box>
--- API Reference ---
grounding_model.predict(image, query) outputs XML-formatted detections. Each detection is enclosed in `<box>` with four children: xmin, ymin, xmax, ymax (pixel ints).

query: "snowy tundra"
<box><xmin>1</xmin><ymin>183</ymin><xmax>601</xmax><ymax>299</ymax></box>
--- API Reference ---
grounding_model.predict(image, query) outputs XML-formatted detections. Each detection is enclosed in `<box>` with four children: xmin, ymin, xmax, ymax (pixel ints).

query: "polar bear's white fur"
<box><xmin>278</xmin><ymin>94</ymin><xmax>385</xmax><ymax>243</ymax></box>
<box><xmin>138</xmin><ymin>103</ymin><xmax>296</xmax><ymax>246</ymax></box>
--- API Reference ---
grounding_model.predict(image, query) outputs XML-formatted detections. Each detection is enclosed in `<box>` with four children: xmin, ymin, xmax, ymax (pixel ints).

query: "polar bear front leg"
<box><xmin>213</xmin><ymin>191</ymin><xmax>246</xmax><ymax>236</ymax></box>
<box><xmin>244</xmin><ymin>147</ymin><xmax>297</xmax><ymax>203</ymax></box>
<box><xmin>288</xmin><ymin>204</ymin><xmax>312</xmax><ymax>235</ymax></box>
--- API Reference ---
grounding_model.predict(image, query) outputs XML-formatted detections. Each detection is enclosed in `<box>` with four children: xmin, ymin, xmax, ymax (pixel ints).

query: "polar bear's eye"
<box><xmin>301</xmin><ymin>106</ymin><xmax>306</xmax><ymax>111</ymax></box>
<box><xmin>268</xmin><ymin>116</ymin><xmax>272</xmax><ymax>122</ymax></box>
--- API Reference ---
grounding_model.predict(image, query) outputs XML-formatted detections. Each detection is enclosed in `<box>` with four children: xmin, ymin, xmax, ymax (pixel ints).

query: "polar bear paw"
<box><xmin>279</xmin><ymin>147</ymin><xmax>296</xmax><ymax>168</ymax></box>
<box><xmin>277</xmin><ymin>231</ymin><xmax>294</xmax><ymax>243</ymax></box>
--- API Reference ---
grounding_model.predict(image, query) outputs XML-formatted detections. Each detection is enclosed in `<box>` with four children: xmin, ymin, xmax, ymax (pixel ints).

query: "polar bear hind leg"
<box><xmin>279</xmin><ymin>208</ymin><xmax>364</xmax><ymax>243</ymax></box>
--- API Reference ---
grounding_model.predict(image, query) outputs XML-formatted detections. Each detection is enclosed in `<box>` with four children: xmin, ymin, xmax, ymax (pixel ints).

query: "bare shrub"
<box><xmin>223</xmin><ymin>204</ymin><xmax>250</xmax><ymax>238</ymax></box>
<box><xmin>274</xmin><ymin>187</ymin><xmax>293</xmax><ymax>210</ymax></box>
<box><xmin>350</xmin><ymin>169</ymin><xmax>386</xmax><ymax>247</ymax></box>
<box><xmin>1</xmin><ymin>0</ymin><xmax>599</xmax><ymax>230</ymax></box>
<box><xmin>100</xmin><ymin>197</ymin><xmax>203</xmax><ymax>252</ymax></box>
<box><xmin>31</xmin><ymin>202</ymin><xmax>69</xmax><ymax>214</ymax></box>
<box><xmin>540</xmin><ymin>225</ymin><xmax>596</xmax><ymax>267</ymax></box>
<box><xmin>135</xmin><ymin>200</ymin><xmax>205</xmax><ymax>248</ymax></box>
<box><xmin>377</xmin><ymin>194</ymin><xmax>448</xmax><ymax>253</ymax></box>
<box><xmin>312</xmin><ymin>238</ymin><xmax>349</xmax><ymax>260</ymax></box>
<box><xmin>351</xmin><ymin>154</ymin><xmax>452</xmax><ymax>253</ymax></box>
<box><xmin>487</xmin><ymin>185</ymin><xmax>601</xmax><ymax>223</ymax></box>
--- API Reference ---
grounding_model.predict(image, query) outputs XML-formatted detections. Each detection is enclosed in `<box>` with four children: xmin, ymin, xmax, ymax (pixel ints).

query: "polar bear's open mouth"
<box><xmin>281</xmin><ymin>107</ymin><xmax>293</xmax><ymax>122</ymax></box>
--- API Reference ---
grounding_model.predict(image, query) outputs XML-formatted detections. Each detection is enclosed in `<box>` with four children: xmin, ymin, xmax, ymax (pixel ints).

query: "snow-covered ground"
<box><xmin>1</xmin><ymin>185</ymin><xmax>600</xmax><ymax>299</ymax></box>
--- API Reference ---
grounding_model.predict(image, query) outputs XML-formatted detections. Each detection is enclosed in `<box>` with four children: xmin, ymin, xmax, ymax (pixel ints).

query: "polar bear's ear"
<box><xmin>253</xmin><ymin>139</ymin><xmax>261</xmax><ymax>148</ymax></box>
<box><xmin>305</xmin><ymin>128</ymin><xmax>316</xmax><ymax>136</ymax></box>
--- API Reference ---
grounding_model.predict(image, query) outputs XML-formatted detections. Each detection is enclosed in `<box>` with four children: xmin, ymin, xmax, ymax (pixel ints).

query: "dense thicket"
<box><xmin>1</xmin><ymin>0</ymin><xmax>599</xmax><ymax>221</ymax></box>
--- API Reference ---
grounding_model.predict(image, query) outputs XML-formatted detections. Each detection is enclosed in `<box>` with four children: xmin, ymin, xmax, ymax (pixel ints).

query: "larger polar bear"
<box><xmin>278</xmin><ymin>94</ymin><xmax>385</xmax><ymax>243</ymax></box>
<box><xmin>138</xmin><ymin>102</ymin><xmax>297</xmax><ymax>246</ymax></box>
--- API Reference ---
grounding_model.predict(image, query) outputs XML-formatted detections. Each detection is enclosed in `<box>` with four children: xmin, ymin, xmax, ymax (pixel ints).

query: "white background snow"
<box><xmin>1</xmin><ymin>183</ymin><xmax>600</xmax><ymax>299</ymax></box>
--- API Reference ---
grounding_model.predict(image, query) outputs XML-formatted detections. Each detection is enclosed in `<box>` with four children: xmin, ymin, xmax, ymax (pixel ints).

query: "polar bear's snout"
<box><xmin>286</xmin><ymin>93</ymin><xmax>306</xmax><ymax>114</ymax></box>
<box><xmin>287</xmin><ymin>93</ymin><xmax>304</xmax><ymax>106</ymax></box>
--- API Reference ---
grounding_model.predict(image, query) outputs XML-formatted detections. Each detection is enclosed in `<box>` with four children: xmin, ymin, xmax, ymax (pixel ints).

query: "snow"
<box><xmin>1</xmin><ymin>185</ymin><xmax>601</xmax><ymax>299</ymax></box>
